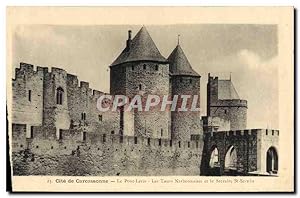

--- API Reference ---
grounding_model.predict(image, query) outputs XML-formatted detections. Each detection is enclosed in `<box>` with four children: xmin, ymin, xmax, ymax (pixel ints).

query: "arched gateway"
<box><xmin>201</xmin><ymin>129</ymin><xmax>279</xmax><ymax>176</ymax></box>
<box><xmin>266</xmin><ymin>147</ymin><xmax>278</xmax><ymax>174</ymax></box>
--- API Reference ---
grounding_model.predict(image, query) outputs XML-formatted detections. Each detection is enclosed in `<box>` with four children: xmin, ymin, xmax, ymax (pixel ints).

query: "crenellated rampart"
<box><xmin>12</xmin><ymin>124</ymin><xmax>203</xmax><ymax>176</ymax></box>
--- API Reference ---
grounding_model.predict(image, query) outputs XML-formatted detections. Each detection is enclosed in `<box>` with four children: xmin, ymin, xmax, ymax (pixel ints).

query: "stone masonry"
<box><xmin>10</xmin><ymin>26</ymin><xmax>279</xmax><ymax>176</ymax></box>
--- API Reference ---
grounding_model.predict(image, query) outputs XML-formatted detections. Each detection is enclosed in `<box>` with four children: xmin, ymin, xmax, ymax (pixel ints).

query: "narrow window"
<box><xmin>161</xmin><ymin>129</ymin><xmax>163</xmax><ymax>137</ymax></box>
<box><xmin>188</xmin><ymin>141</ymin><xmax>190</xmax><ymax>148</ymax></box>
<box><xmin>143</xmin><ymin>64</ymin><xmax>146</xmax><ymax>70</ymax></box>
<box><xmin>170</xmin><ymin>140</ymin><xmax>172</xmax><ymax>147</ymax></box>
<box><xmin>30</xmin><ymin>126</ymin><xmax>34</xmax><ymax>138</ymax></box>
<box><xmin>59</xmin><ymin>129</ymin><xmax>62</xmax><ymax>140</ymax></box>
<box><xmin>158</xmin><ymin>139</ymin><xmax>161</xmax><ymax>146</ymax></box>
<box><xmin>81</xmin><ymin>113</ymin><xmax>86</xmax><ymax>120</ymax></box>
<box><xmin>28</xmin><ymin>90</ymin><xmax>31</xmax><ymax>102</ymax></box>
<box><xmin>272</xmin><ymin>130</ymin><xmax>274</xmax><ymax>136</ymax></box>
<box><xmin>224</xmin><ymin>109</ymin><xmax>227</xmax><ymax>114</ymax></box>
<box><xmin>266</xmin><ymin>130</ymin><xmax>268</xmax><ymax>135</ymax></box>
<box><xmin>83</xmin><ymin>132</ymin><xmax>87</xmax><ymax>141</ymax></box>
<box><xmin>132</xmin><ymin>65</ymin><xmax>134</xmax><ymax>71</ymax></box>
<box><xmin>134</xmin><ymin>137</ymin><xmax>138</xmax><ymax>144</ymax></box>
<box><xmin>178</xmin><ymin>141</ymin><xmax>181</xmax><ymax>148</ymax></box>
<box><xmin>155</xmin><ymin>65</ymin><xmax>159</xmax><ymax>71</ymax></box>
<box><xmin>147</xmin><ymin>138</ymin><xmax>151</xmax><ymax>146</ymax></box>
<box><xmin>102</xmin><ymin>134</ymin><xmax>106</xmax><ymax>143</ymax></box>
<box><xmin>56</xmin><ymin>87</ymin><xmax>64</xmax><ymax>105</ymax></box>
<box><xmin>138</xmin><ymin>84</ymin><xmax>142</xmax><ymax>90</ymax></box>
<box><xmin>98</xmin><ymin>115</ymin><xmax>102</xmax><ymax>121</ymax></box>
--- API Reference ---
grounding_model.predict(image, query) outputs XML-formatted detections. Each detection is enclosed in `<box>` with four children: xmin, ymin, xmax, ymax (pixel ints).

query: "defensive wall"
<box><xmin>201</xmin><ymin>129</ymin><xmax>279</xmax><ymax>175</ymax></box>
<box><xmin>12</xmin><ymin>124</ymin><xmax>203</xmax><ymax>176</ymax></box>
<box><xmin>12</xmin><ymin>62</ymin><xmax>120</xmax><ymax>138</ymax></box>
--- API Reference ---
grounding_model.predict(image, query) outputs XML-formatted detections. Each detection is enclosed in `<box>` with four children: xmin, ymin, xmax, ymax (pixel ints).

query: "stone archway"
<box><xmin>266</xmin><ymin>147</ymin><xmax>278</xmax><ymax>174</ymax></box>
<box><xmin>209</xmin><ymin>146</ymin><xmax>219</xmax><ymax>168</ymax></box>
<box><xmin>224</xmin><ymin>145</ymin><xmax>237</xmax><ymax>171</ymax></box>
<box><xmin>206</xmin><ymin>146</ymin><xmax>221</xmax><ymax>175</ymax></box>
<box><xmin>223</xmin><ymin>145</ymin><xmax>238</xmax><ymax>175</ymax></box>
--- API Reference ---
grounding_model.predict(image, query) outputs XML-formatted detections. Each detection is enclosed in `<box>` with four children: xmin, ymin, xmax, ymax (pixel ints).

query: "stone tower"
<box><xmin>43</xmin><ymin>67</ymin><xmax>71</xmax><ymax>138</ymax></box>
<box><xmin>207</xmin><ymin>74</ymin><xmax>247</xmax><ymax>130</ymax></box>
<box><xmin>168</xmin><ymin>43</ymin><xmax>201</xmax><ymax>140</ymax></box>
<box><xmin>110</xmin><ymin>26</ymin><xmax>170</xmax><ymax>138</ymax></box>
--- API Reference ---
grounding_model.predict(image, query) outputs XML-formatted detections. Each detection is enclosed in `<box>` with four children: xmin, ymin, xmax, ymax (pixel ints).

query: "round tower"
<box><xmin>168</xmin><ymin>43</ymin><xmax>201</xmax><ymax>141</ymax></box>
<box><xmin>110</xmin><ymin>27</ymin><xmax>170</xmax><ymax>138</ymax></box>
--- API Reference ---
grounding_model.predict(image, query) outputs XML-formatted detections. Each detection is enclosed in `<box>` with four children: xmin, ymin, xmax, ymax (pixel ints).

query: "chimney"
<box><xmin>128</xmin><ymin>30</ymin><xmax>132</xmax><ymax>40</ymax></box>
<box><xmin>126</xmin><ymin>30</ymin><xmax>132</xmax><ymax>51</ymax></box>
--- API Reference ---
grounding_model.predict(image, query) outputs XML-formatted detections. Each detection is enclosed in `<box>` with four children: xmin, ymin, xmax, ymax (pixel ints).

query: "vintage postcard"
<box><xmin>6</xmin><ymin>7</ymin><xmax>294</xmax><ymax>192</ymax></box>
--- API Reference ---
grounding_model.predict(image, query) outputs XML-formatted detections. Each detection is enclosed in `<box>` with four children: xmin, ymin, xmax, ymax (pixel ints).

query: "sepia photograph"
<box><xmin>6</xmin><ymin>6</ymin><xmax>294</xmax><ymax>192</ymax></box>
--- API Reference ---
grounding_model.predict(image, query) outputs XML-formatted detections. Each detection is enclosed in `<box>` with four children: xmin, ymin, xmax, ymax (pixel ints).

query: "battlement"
<box><xmin>13</xmin><ymin>62</ymin><xmax>106</xmax><ymax>98</ymax></box>
<box><xmin>51</xmin><ymin>67</ymin><xmax>67</xmax><ymax>75</ymax></box>
<box><xmin>262</xmin><ymin>129</ymin><xmax>280</xmax><ymax>136</ymax></box>
<box><xmin>20</xmin><ymin>62</ymin><xmax>34</xmax><ymax>71</ymax></box>
<box><xmin>36</xmin><ymin>66</ymin><xmax>49</xmax><ymax>73</ymax></box>
<box><xmin>67</xmin><ymin>73</ymin><xmax>79</xmax><ymax>86</ymax></box>
<box><xmin>67</xmin><ymin>75</ymin><xmax>105</xmax><ymax>97</ymax></box>
<box><xmin>208</xmin><ymin>74</ymin><xmax>218</xmax><ymax>82</ymax></box>
<box><xmin>12</xmin><ymin>124</ymin><xmax>203</xmax><ymax>176</ymax></box>
<box><xmin>92</xmin><ymin>90</ymin><xmax>103</xmax><ymax>98</ymax></box>
<box><xmin>205</xmin><ymin>129</ymin><xmax>279</xmax><ymax>137</ymax></box>
<box><xmin>12</xmin><ymin>125</ymin><xmax>202</xmax><ymax>152</ymax></box>
<box><xmin>14</xmin><ymin>62</ymin><xmax>48</xmax><ymax>80</ymax></box>
<box><xmin>211</xmin><ymin>99</ymin><xmax>248</xmax><ymax>108</ymax></box>
<box><xmin>80</xmin><ymin>81</ymin><xmax>89</xmax><ymax>89</ymax></box>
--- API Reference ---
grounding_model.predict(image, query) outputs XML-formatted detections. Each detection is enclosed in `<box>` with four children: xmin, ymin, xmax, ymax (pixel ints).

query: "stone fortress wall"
<box><xmin>11</xmin><ymin>62</ymin><xmax>203</xmax><ymax>176</ymax></box>
<box><xmin>12</xmin><ymin>62</ymin><xmax>120</xmax><ymax>139</ymax></box>
<box><xmin>10</xmin><ymin>26</ymin><xmax>279</xmax><ymax>176</ymax></box>
<box><xmin>12</xmin><ymin>124</ymin><xmax>202</xmax><ymax>176</ymax></box>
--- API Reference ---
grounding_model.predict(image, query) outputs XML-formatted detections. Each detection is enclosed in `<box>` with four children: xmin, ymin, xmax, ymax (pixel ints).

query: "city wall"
<box><xmin>12</xmin><ymin>63</ymin><xmax>120</xmax><ymax>138</ymax></box>
<box><xmin>12</xmin><ymin>124</ymin><xmax>203</xmax><ymax>176</ymax></box>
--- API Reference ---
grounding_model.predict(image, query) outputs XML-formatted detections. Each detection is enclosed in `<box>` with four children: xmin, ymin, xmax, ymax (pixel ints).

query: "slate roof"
<box><xmin>217</xmin><ymin>80</ymin><xmax>240</xmax><ymax>100</ymax></box>
<box><xmin>111</xmin><ymin>26</ymin><xmax>167</xmax><ymax>66</ymax></box>
<box><xmin>167</xmin><ymin>44</ymin><xmax>200</xmax><ymax>77</ymax></box>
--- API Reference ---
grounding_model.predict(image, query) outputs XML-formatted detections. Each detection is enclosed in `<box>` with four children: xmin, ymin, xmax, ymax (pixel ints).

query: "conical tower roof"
<box><xmin>111</xmin><ymin>26</ymin><xmax>167</xmax><ymax>66</ymax></box>
<box><xmin>168</xmin><ymin>44</ymin><xmax>200</xmax><ymax>77</ymax></box>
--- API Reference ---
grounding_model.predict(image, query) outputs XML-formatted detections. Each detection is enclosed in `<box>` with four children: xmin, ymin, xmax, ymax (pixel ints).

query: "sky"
<box><xmin>12</xmin><ymin>24</ymin><xmax>278</xmax><ymax>129</ymax></box>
